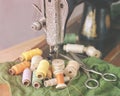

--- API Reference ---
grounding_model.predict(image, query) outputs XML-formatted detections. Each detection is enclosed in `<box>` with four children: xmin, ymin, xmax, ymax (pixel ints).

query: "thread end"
<box><xmin>9</xmin><ymin>69</ymin><xmax>15</xmax><ymax>75</ymax></box>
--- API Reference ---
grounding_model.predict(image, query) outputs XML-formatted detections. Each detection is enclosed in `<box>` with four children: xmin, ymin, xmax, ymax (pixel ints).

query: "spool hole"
<box><xmin>69</xmin><ymin>71</ymin><xmax>72</xmax><ymax>74</ymax></box>
<box><xmin>24</xmin><ymin>81</ymin><xmax>29</xmax><ymax>86</ymax></box>
<box><xmin>34</xmin><ymin>83</ymin><xmax>39</xmax><ymax>88</ymax></box>
<box><xmin>38</xmin><ymin>75</ymin><xmax>42</xmax><ymax>78</ymax></box>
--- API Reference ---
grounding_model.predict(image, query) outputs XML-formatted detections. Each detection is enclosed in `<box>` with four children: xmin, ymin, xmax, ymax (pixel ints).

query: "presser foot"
<box><xmin>47</xmin><ymin>46</ymin><xmax>59</xmax><ymax>61</ymax></box>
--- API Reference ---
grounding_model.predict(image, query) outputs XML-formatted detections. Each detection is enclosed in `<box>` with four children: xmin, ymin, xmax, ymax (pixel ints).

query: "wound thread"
<box><xmin>32</xmin><ymin>70</ymin><xmax>42</xmax><ymax>89</ymax></box>
<box><xmin>64</xmin><ymin>60</ymin><xmax>80</xmax><ymax>78</ymax></box>
<box><xmin>20</xmin><ymin>48</ymin><xmax>43</xmax><ymax>61</ymax></box>
<box><xmin>63</xmin><ymin>44</ymin><xmax>85</xmax><ymax>53</ymax></box>
<box><xmin>52</xmin><ymin>59</ymin><xmax>65</xmax><ymax>72</ymax></box>
<box><xmin>44</xmin><ymin>76</ymin><xmax>70</xmax><ymax>87</ymax></box>
<box><xmin>54</xmin><ymin>70</ymin><xmax>67</xmax><ymax>89</ymax></box>
<box><xmin>64</xmin><ymin>33</ymin><xmax>78</xmax><ymax>44</ymax></box>
<box><xmin>22</xmin><ymin>68</ymin><xmax>32</xmax><ymax>87</ymax></box>
<box><xmin>30</xmin><ymin>55</ymin><xmax>43</xmax><ymax>71</ymax></box>
<box><xmin>84</xmin><ymin>46</ymin><xmax>101</xmax><ymax>58</ymax></box>
<box><xmin>36</xmin><ymin>59</ymin><xmax>49</xmax><ymax>79</ymax></box>
<box><xmin>63</xmin><ymin>44</ymin><xmax>101</xmax><ymax>58</ymax></box>
<box><xmin>9</xmin><ymin>61</ymin><xmax>30</xmax><ymax>75</ymax></box>
<box><xmin>46</xmin><ymin>65</ymin><xmax>52</xmax><ymax>80</ymax></box>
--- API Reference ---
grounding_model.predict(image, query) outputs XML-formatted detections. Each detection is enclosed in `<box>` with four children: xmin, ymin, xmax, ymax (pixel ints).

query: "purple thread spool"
<box><xmin>22</xmin><ymin>68</ymin><xmax>32</xmax><ymax>87</ymax></box>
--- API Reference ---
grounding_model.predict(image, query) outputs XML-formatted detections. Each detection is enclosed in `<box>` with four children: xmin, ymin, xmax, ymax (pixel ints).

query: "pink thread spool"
<box><xmin>22</xmin><ymin>68</ymin><xmax>32</xmax><ymax>87</ymax></box>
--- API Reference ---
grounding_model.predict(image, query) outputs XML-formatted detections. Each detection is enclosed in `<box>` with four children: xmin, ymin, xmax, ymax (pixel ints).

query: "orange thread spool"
<box><xmin>9</xmin><ymin>61</ymin><xmax>30</xmax><ymax>75</ymax></box>
<box><xmin>56</xmin><ymin>73</ymin><xmax>64</xmax><ymax>84</ymax></box>
<box><xmin>54</xmin><ymin>70</ymin><xmax>67</xmax><ymax>89</ymax></box>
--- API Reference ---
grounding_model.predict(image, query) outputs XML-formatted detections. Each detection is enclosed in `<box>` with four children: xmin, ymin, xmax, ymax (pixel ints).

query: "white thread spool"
<box><xmin>64</xmin><ymin>60</ymin><xmax>80</xmax><ymax>78</ymax></box>
<box><xmin>44</xmin><ymin>76</ymin><xmax>70</xmax><ymax>87</ymax></box>
<box><xmin>84</xmin><ymin>46</ymin><xmax>101</xmax><ymax>58</ymax></box>
<box><xmin>30</xmin><ymin>55</ymin><xmax>43</xmax><ymax>71</ymax></box>
<box><xmin>63</xmin><ymin>44</ymin><xmax>85</xmax><ymax>53</ymax></box>
<box><xmin>52</xmin><ymin>59</ymin><xmax>65</xmax><ymax>72</ymax></box>
<box><xmin>22</xmin><ymin>68</ymin><xmax>32</xmax><ymax>87</ymax></box>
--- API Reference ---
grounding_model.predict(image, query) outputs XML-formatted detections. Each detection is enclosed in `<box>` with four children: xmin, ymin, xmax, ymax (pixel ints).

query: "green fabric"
<box><xmin>0</xmin><ymin>57</ymin><xmax>120</xmax><ymax>96</ymax></box>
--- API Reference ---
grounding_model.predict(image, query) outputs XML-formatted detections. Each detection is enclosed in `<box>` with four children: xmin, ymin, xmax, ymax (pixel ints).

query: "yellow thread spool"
<box><xmin>20</xmin><ymin>48</ymin><xmax>43</xmax><ymax>61</ymax></box>
<box><xmin>36</xmin><ymin>59</ymin><xmax>49</xmax><ymax>79</ymax></box>
<box><xmin>9</xmin><ymin>61</ymin><xmax>30</xmax><ymax>75</ymax></box>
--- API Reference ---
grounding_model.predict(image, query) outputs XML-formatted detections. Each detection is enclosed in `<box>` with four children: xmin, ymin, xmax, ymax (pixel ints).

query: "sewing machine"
<box><xmin>31</xmin><ymin>0</ymin><xmax>119</xmax><ymax>59</ymax></box>
<box><xmin>31</xmin><ymin>0</ymin><xmax>83</xmax><ymax>57</ymax></box>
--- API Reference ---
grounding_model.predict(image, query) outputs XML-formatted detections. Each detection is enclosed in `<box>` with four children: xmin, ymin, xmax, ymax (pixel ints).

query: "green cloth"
<box><xmin>0</xmin><ymin>57</ymin><xmax>120</xmax><ymax>96</ymax></box>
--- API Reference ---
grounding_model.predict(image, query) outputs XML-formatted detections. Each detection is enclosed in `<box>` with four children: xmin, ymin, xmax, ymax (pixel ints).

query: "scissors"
<box><xmin>59</xmin><ymin>53</ymin><xmax>117</xmax><ymax>89</ymax></box>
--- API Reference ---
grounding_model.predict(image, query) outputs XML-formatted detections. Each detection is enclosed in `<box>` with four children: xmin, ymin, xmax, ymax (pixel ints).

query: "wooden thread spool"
<box><xmin>52</xmin><ymin>59</ymin><xmax>65</xmax><ymax>72</ymax></box>
<box><xmin>22</xmin><ymin>68</ymin><xmax>32</xmax><ymax>87</ymax></box>
<box><xmin>44</xmin><ymin>76</ymin><xmax>70</xmax><ymax>87</ymax></box>
<box><xmin>54</xmin><ymin>70</ymin><xmax>67</xmax><ymax>89</ymax></box>
<box><xmin>84</xmin><ymin>46</ymin><xmax>101</xmax><ymax>58</ymax></box>
<box><xmin>64</xmin><ymin>60</ymin><xmax>80</xmax><ymax>78</ymax></box>
<box><xmin>45</xmin><ymin>65</ymin><xmax>52</xmax><ymax>80</ymax></box>
<box><xmin>32</xmin><ymin>70</ymin><xmax>42</xmax><ymax>89</ymax></box>
<box><xmin>36</xmin><ymin>59</ymin><xmax>49</xmax><ymax>79</ymax></box>
<box><xmin>9</xmin><ymin>61</ymin><xmax>30</xmax><ymax>75</ymax></box>
<box><xmin>63</xmin><ymin>44</ymin><xmax>85</xmax><ymax>53</ymax></box>
<box><xmin>20</xmin><ymin>48</ymin><xmax>43</xmax><ymax>61</ymax></box>
<box><xmin>30</xmin><ymin>55</ymin><xmax>43</xmax><ymax>71</ymax></box>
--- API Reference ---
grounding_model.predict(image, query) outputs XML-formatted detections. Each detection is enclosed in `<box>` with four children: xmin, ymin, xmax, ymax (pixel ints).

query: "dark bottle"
<box><xmin>79</xmin><ymin>0</ymin><xmax>114</xmax><ymax>57</ymax></box>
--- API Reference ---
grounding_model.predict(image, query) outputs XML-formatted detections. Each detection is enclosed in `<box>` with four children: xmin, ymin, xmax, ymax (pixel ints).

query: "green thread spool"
<box><xmin>64</xmin><ymin>33</ymin><xmax>78</xmax><ymax>44</ymax></box>
<box><xmin>32</xmin><ymin>70</ymin><xmax>43</xmax><ymax>89</ymax></box>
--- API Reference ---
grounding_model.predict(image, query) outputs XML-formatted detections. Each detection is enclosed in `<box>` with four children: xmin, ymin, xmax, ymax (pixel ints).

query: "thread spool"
<box><xmin>30</xmin><ymin>55</ymin><xmax>43</xmax><ymax>71</ymax></box>
<box><xmin>9</xmin><ymin>61</ymin><xmax>30</xmax><ymax>75</ymax></box>
<box><xmin>22</xmin><ymin>68</ymin><xmax>32</xmax><ymax>87</ymax></box>
<box><xmin>64</xmin><ymin>33</ymin><xmax>79</xmax><ymax>44</ymax></box>
<box><xmin>20</xmin><ymin>48</ymin><xmax>43</xmax><ymax>61</ymax></box>
<box><xmin>52</xmin><ymin>59</ymin><xmax>65</xmax><ymax>72</ymax></box>
<box><xmin>64</xmin><ymin>60</ymin><xmax>80</xmax><ymax>78</ymax></box>
<box><xmin>44</xmin><ymin>76</ymin><xmax>70</xmax><ymax>87</ymax></box>
<box><xmin>32</xmin><ymin>70</ymin><xmax>42</xmax><ymax>89</ymax></box>
<box><xmin>46</xmin><ymin>65</ymin><xmax>52</xmax><ymax>80</ymax></box>
<box><xmin>54</xmin><ymin>70</ymin><xmax>67</xmax><ymax>89</ymax></box>
<box><xmin>84</xmin><ymin>46</ymin><xmax>101</xmax><ymax>58</ymax></box>
<box><xmin>63</xmin><ymin>44</ymin><xmax>85</xmax><ymax>53</ymax></box>
<box><xmin>63</xmin><ymin>44</ymin><xmax>101</xmax><ymax>58</ymax></box>
<box><xmin>36</xmin><ymin>59</ymin><xmax>49</xmax><ymax>79</ymax></box>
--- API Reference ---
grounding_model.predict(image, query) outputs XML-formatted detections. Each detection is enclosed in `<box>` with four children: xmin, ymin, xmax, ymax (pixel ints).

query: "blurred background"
<box><xmin>0</xmin><ymin>0</ymin><xmax>83</xmax><ymax>50</ymax></box>
<box><xmin>0</xmin><ymin>0</ymin><xmax>43</xmax><ymax>50</ymax></box>
<box><xmin>0</xmin><ymin>0</ymin><xmax>119</xmax><ymax>50</ymax></box>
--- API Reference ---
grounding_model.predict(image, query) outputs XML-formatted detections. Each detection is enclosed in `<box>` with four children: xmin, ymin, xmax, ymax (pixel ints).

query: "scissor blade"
<box><xmin>59</xmin><ymin>53</ymin><xmax>73</xmax><ymax>61</ymax></box>
<box><xmin>69</xmin><ymin>52</ymin><xmax>84</xmax><ymax>65</ymax></box>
